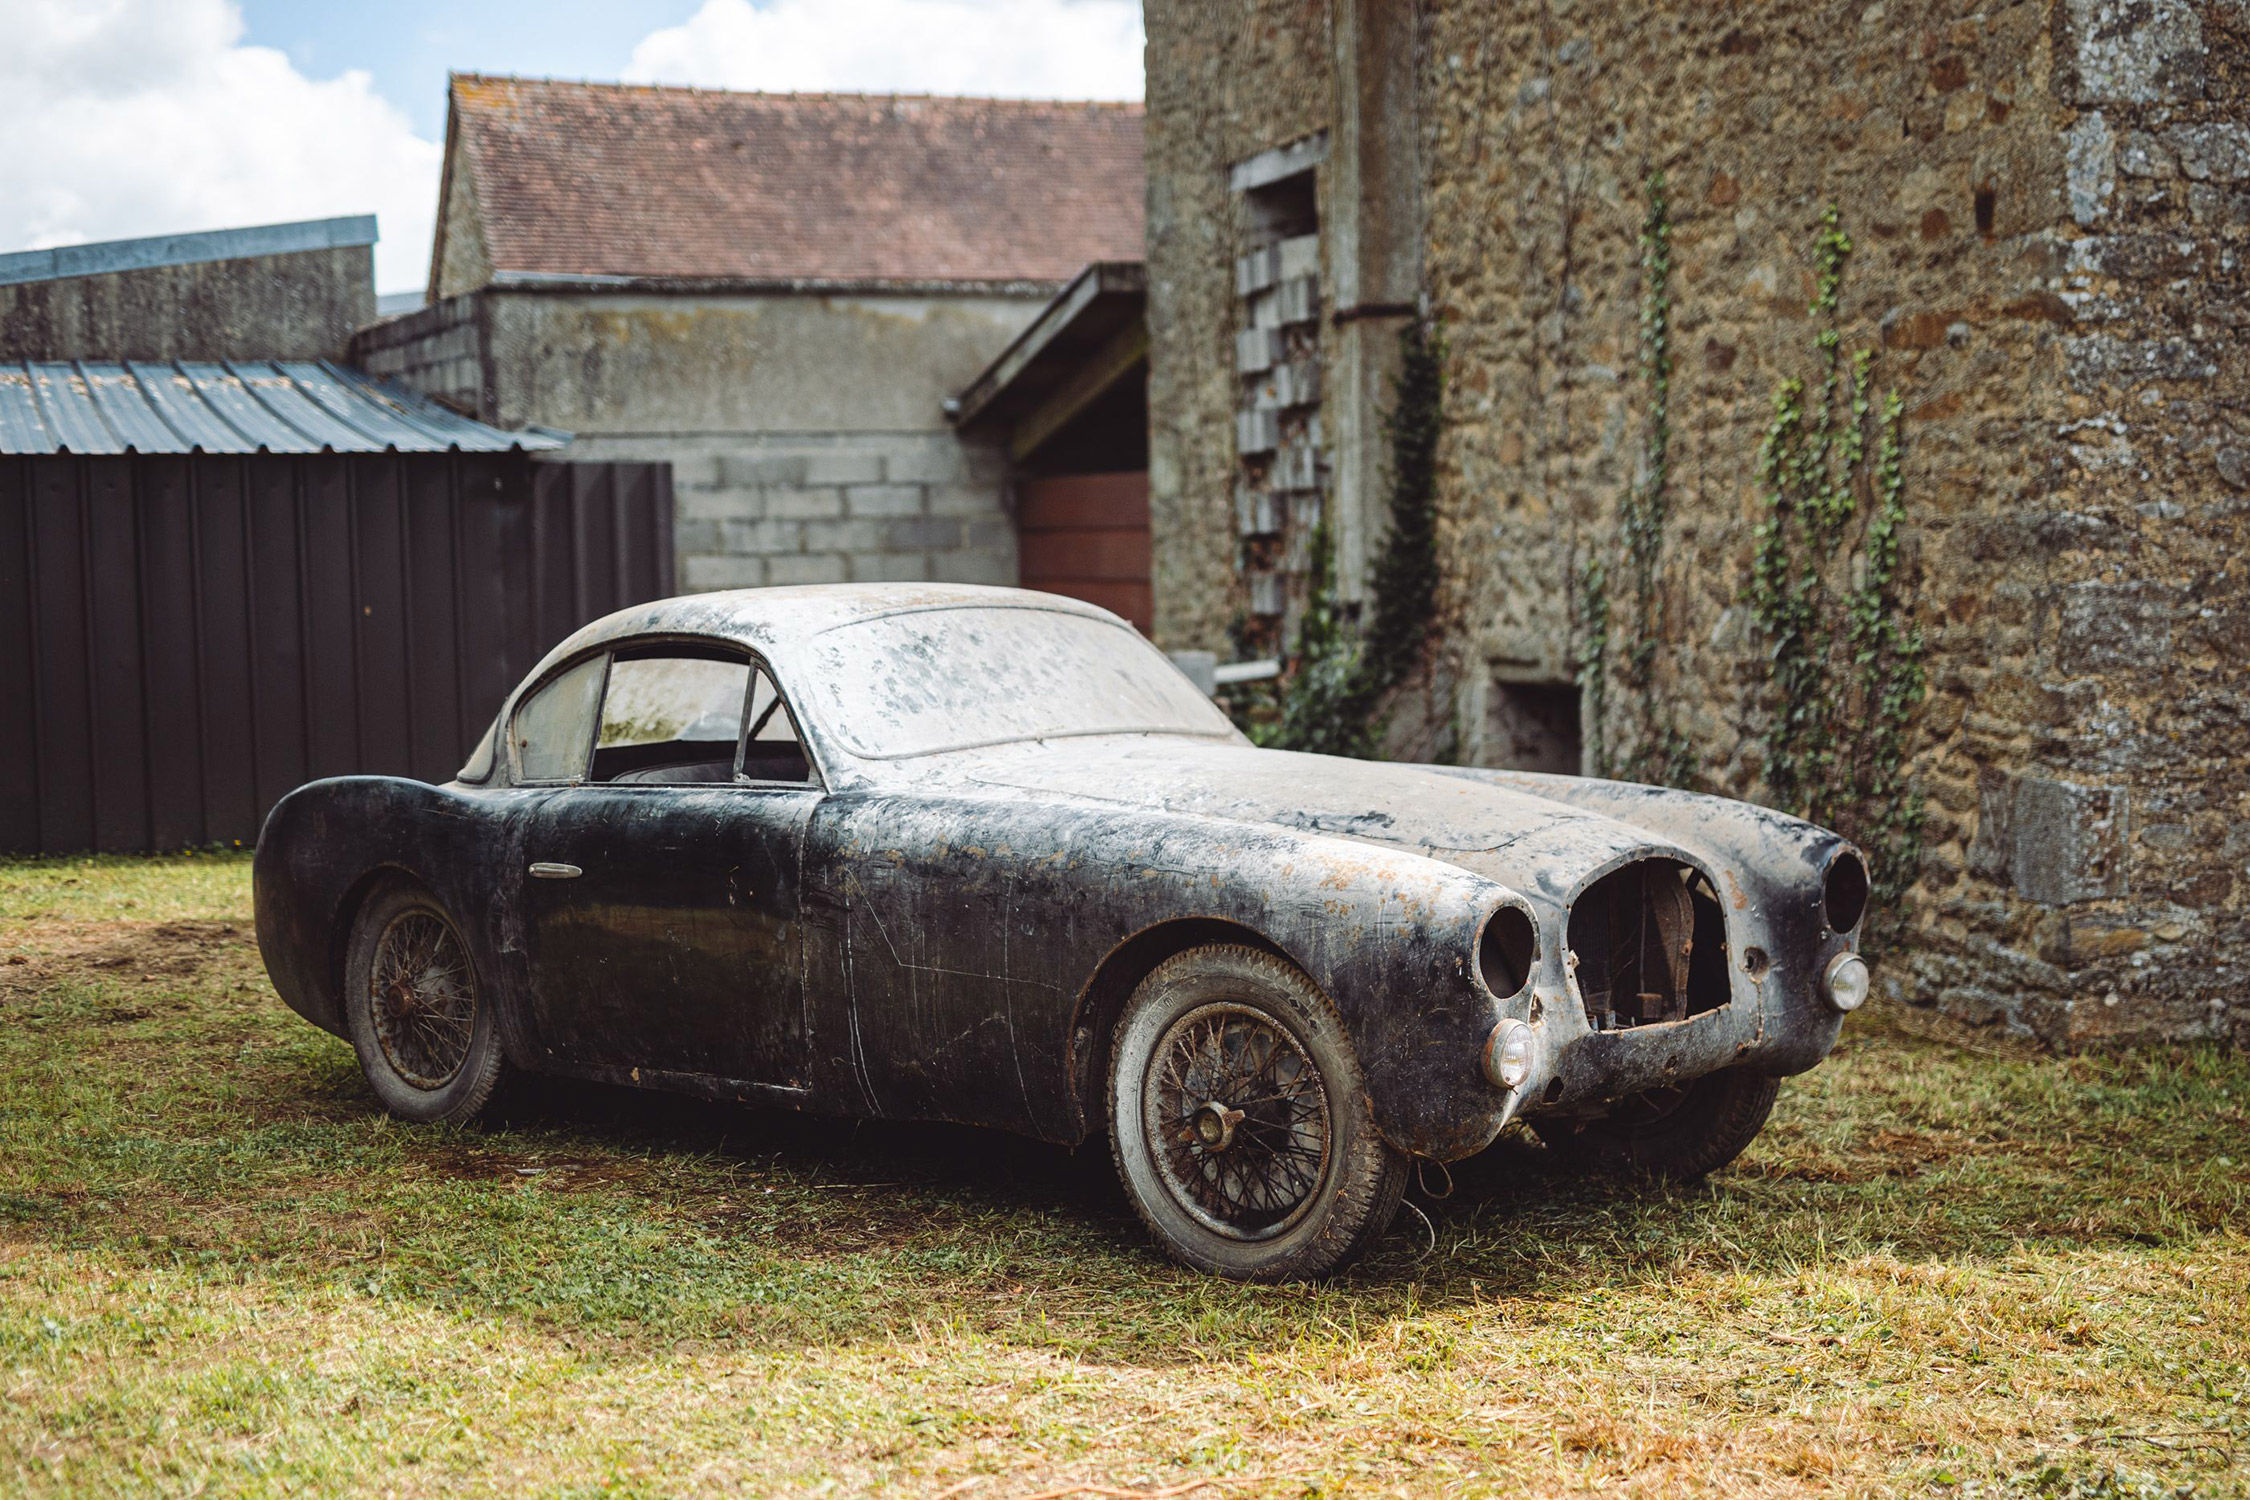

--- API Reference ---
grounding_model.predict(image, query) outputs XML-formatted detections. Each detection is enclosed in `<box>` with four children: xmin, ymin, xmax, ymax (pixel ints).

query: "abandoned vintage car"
<box><xmin>254</xmin><ymin>584</ymin><xmax>1873</xmax><ymax>1279</ymax></box>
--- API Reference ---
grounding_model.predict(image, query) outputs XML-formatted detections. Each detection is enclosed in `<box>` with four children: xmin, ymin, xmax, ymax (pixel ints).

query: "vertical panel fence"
<box><xmin>0</xmin><ymin>454</ymin><xmax>672</xmax><ymax>855</ymax></box>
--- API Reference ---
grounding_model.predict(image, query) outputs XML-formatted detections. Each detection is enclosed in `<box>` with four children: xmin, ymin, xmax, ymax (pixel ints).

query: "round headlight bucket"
<box><xmin>1824</xmin><ymin>951</ymin><xmax>1872</xmax><ymax>1012</ymax></box>
<box><xmin>1483</xmin><ymin>1019</ymin><xmax>1537</xmax><ymax>1090</ymax></box>
<box><xmin>1824</xmin><ymin>849</ymin><xmax>1871</xmax><ymax>933</ymax></box>
<box><xmin>1477</xmin><ymin>904</ymin><xmax>1537</xmax><ymax>998</ymax></box>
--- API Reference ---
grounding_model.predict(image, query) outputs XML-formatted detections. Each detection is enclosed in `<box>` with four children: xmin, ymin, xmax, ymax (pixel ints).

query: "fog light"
<box><xmin>1483</xmin><ymin>1019</ymin><xmax>1537</xmax><ymax>1090</ymax></box>
<box><xmin>1825</xmin><ymin>952</ymin><xmax>1871</xmax><ymax>1012</ymax></box>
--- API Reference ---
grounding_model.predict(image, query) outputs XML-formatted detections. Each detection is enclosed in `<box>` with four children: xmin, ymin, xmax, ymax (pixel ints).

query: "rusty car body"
<box><xmin>255</xmin><ymin>584</ymin><xmax>1873</xmax><ymax>1279</ymax></box>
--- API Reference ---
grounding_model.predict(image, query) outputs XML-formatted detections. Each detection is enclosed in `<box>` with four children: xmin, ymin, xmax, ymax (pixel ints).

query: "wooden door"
<box><xmin>1015</xmin><ymin>471</ymin><xmax>1152</xmax><ymax>632</ymax></box>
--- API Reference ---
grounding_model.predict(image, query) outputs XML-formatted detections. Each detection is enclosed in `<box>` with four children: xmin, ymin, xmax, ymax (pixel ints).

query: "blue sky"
<box><xmin>2</xmin><ymin>0</ymin><xmax>1142</xmax><ymax>295</ymax></box>
<box><xmin>233</xmin><ymin>2</ymin><xmax>704</xmax><ymax>140</ymax></box>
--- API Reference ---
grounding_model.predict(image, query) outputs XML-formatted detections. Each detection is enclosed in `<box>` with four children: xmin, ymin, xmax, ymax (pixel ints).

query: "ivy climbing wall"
<box><xmin>1145</xmin><ymin>0</ymin><xmax>2249</xmax><ymax>1049</ymax></box>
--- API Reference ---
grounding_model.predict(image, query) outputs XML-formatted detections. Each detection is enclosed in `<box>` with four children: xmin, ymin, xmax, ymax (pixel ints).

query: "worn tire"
<box><xmin>1534</xmin><ymin>1066</ymin><xmax>1780</xmax><ymax>1180</ymax></box>
<box><xmin>342</xmin><ymin>880</ymin><xmax>508</xmax><ymax>1125</ymax></box>
<box><xmin>1108</xmin><ymin>945</ymin><xmax>1408</xmax><ymax>1281</ymax></box>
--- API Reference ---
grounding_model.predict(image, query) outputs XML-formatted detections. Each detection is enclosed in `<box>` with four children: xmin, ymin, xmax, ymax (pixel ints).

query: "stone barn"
<box><xmin>1141</xmin><ymin>1</ymin><xmax>2247</xmax><ymax>1047</ymax></box>
<box><xmin>355</xmin><ymin>74</ymin><xmax>1145</xmax><ymax>598</ymax></box>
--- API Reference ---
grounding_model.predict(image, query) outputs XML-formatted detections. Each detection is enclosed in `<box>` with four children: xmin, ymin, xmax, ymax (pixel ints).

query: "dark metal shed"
<box><xmin>1</xmin><ymin>362</ymin><xmax>673</xmax><ymax>855</ymax></box>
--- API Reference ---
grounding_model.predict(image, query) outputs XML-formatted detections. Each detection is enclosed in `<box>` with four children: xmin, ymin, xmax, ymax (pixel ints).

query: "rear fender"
<box><xmin>252</xmin><ymin>777</ymin><xmax>537</xmax><ymax>1066</ymax></box>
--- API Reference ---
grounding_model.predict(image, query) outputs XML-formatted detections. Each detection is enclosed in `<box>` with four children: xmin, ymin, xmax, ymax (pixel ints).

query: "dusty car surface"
<box><xmin>254</xmin><ymin>583</ymin><xmax>1873</xmax><ymax>1280</ymax></box>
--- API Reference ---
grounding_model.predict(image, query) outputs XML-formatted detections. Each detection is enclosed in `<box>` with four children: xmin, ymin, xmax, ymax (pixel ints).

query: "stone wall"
<box><xmin>1146</xmin><ymin>0</ymin><xmax>1338</xmax><ymax>655</ymax></box>
<box><xmin>430</xmin><ymin>149</ymin><xmax>494</xmax><ymax>303</ymax></box>
<box><xmin>1143</xmin><ymin>0</ymin><xmax>2248</xmax><ymax>1048</ymax></box>
<box><xmin>354</xmin><ymin>287</ymin><xmax>1036</xmax><ymax>591</ymax></box>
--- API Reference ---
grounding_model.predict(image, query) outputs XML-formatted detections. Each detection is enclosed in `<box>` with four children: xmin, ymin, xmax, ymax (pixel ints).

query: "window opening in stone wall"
<box><xmin>1232</xmin><ymin>162</ymin><xmax>1324</xmax><ymax>651</ymax></box>
<box><xmin>1489</xmin><ymin>678</ymin><xmax>1584</xmax><ymax>775</ymax></box>
<box><xmin>1243</xmin><ymin>171</ymin><xmax>1316</xmax><ymax>244</ymax></box>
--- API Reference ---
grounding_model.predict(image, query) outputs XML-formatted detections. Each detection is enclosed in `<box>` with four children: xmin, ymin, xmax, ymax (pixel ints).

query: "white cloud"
<box><xmin>624</xmin><ymin>0</ymin><xmax>1143</xmax><ymax>99</ymax></box>
<box><xmin>0</xmin><ymin>0</ymin><xmax>440</xmax><ymax>295</ymax></box>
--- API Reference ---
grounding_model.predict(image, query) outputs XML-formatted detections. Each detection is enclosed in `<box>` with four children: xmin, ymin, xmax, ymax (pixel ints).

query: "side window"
<box><xmin>740</xmin><ymin>667</ymin><xmax>812</xmax><ymax>784</ymax></box>
<box><xmin>509</xmin><ymin>655</ymin><xmax>606</xmax><ymax>783</ymax></box>
<box><xmin>593</xmin><ymin>654</ymin><xmax>752</xmax><ymax>785</ymax></box>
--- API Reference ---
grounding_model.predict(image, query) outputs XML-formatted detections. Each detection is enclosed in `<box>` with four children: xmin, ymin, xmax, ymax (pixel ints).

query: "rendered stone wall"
<box><xmin>1144</xmin><ymin>0</ymin><xmax>2248</xmax><ymax>1047</ymax></box>
<box><xmin>0</xmin><ymin>244</ymin><xmax>376</xmax><ymax>362</ymax></box>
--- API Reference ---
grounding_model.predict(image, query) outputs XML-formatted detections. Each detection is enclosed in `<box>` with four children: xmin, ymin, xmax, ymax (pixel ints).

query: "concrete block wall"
<box><xmin>350</xmin><ymin>295</ymin><xmax>483</xmax><ymax>417</ymax></box>
<box><xmin>353</xmin><ymin>285</ymin><xmax>1035</xmax><ymax>600</ymax></box>
<box><xmin>564</xmin><ymin>430</ymin><xmax>1018</xmax><ymax>592</ymax></box>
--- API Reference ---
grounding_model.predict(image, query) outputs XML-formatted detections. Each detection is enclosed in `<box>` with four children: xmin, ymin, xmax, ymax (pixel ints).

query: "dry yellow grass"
<box><xmin>2</xmin><ymin>852</ymin><xmax>2244</xmax><ymax>1497</ymax></box>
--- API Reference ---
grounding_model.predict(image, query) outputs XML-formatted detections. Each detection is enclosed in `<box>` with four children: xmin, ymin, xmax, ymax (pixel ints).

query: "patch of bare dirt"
<box><xmin>704</xmin><ymin>1189</ymin><xmax>949</xmax><ymax>1257</ymax></box>
<box><xmin>414</xmin><ymin>1143</ymin><xmax>662</xmax><ymax>1191</ymax></box>
<box><xmin>2</xmin><ymin>919</ymin><xmax>254</xmax><ymax>994</ymax></box>
<box><xmin>1746</xmin><ymin>1126</ymin><xmax>1989</xmax><ymax>1184</ymax></box>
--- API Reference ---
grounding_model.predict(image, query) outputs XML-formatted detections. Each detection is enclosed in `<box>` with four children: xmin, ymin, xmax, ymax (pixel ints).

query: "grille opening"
<box><xmin>1568</xmin><ymin>858</ymin><xmax>1732</xmax><ymax>1030</ymax></box>
<box><xmin>1479</xmin><ymin>906</ymin><xmax>1537</xmax><ymax>997</ymax></box>
<box><xmin>1825</xmin><ymin>849</ymin><xmax>1871</xmax><ymax>933</ymax></box>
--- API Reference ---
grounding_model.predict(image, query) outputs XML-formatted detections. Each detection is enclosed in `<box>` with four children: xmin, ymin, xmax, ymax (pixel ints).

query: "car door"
<box><xmin>510</xmin><ymin>643</ymin><xmax>820</xmax><ymax>1091</ymax></box>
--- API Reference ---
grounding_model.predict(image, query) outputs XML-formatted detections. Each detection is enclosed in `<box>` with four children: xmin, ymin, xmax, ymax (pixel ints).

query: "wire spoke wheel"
<box><xmin>368</xmin><ymin>910</ymin><xmax>478</xmax><ymax>1090</ymax></box>
<box><xmin>1145</xmin><ymin>1002</ymin><xmax>1331</xmax><ymax>1241</ymax></box>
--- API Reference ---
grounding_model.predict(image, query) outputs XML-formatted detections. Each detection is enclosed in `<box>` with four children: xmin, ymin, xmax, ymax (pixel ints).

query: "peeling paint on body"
<box><xmin>255</xmin><ymin>585</ymin><xmax>1864</xmax><ymax>1165</ymax></box>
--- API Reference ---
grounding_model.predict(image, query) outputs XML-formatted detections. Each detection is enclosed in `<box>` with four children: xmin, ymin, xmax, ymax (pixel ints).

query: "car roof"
<box><xmin>531</xmin><ymin>583</ymin><xmax>1127</xmax><ymax>673</ymax></box>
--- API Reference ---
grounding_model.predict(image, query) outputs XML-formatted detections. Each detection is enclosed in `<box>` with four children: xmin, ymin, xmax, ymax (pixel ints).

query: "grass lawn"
<box><xmin>0</xmin><ymin>852</ymin><xmax>2243</xmax><ymax>1498</ymax></box>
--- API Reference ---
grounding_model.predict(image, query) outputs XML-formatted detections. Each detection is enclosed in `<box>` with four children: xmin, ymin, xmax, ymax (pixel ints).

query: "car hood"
<box><xmin>944</xmin><ymin>737</ymin><xmax>1690</xmax><ymax>903</ymax></box>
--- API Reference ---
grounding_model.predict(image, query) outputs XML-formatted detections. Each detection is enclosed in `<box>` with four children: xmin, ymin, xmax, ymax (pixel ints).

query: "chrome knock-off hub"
<box><xmin>1192</xmin><ymin>1101</ymin><xmax>1246</xmax><ymax>1151</ymax></box>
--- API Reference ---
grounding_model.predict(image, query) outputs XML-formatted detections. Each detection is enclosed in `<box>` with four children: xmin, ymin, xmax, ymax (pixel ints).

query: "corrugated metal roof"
<box><xmin>0</xmin><ymin>361</ymin><xmax>566</xmax><ymax>456</ymax></box>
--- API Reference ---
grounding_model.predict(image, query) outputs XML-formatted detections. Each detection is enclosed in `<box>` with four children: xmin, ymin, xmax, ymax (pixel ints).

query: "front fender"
<box><xmin>809</xmin><ymin>791</ymin><xmax>1529</xmax><ymax>1158</ymax></box>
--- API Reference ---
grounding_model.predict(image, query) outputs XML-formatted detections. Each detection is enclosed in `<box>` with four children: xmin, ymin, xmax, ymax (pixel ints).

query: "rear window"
<box><xmin>796</xmin><ymin>607</ymin><xmax>1235</xmax><ymax>760</ymax></box>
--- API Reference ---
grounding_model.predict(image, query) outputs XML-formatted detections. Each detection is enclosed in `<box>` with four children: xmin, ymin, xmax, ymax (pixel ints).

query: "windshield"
<box><xmin>798</xmin><ymin>606</ymin><xmax>1238</xmax><ymax>760</ymax></box>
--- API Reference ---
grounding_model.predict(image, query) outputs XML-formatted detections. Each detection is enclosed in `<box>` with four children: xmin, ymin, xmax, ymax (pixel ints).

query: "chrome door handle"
<box><xmin>528</xmin><ymin>862</ymin><xmax>582</xmax><ymax>879</ymax></box>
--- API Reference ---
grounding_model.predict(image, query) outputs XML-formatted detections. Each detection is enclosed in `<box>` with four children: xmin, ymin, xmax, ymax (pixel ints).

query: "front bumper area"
<box><xmin>1514</xmin><ymin>929</ymin><xmax>1855</xmax><ymax>1118</ymax></box>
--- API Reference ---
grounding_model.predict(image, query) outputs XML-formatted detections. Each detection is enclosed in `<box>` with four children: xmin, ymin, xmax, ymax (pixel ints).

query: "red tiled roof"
<box><xmin>446</xmin><ymin>75</ymin><xmax>1145</xmax><ymax>287</ymax></box>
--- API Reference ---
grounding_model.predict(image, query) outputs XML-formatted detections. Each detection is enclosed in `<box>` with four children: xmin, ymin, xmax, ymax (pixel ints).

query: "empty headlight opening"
<box><xmin>1478</xmin><ymin>905</ymin><xmax>1537</xmax><ymax>997</ymax></box>
<box><xmin>1567</xmin><ymin>858</ymin><xmax>1732</xmax><ymax>1030</ymax></box>
<box><xmin>1824</xmin><ymin>849</ymin><xmax>1871</xmax><ymax>933</ymax></box>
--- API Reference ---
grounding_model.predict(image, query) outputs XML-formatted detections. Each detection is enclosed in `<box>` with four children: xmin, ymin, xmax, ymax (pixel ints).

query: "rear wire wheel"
<box><xmin>1108</xmin><ymin>946</ymin><xmax>1407</xmax><ymax>1281</ymax></box>
<box><xmin>343</xmin><ymin>880</ymin><xmax>508</xmax><ymax>1124</ymax></box>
